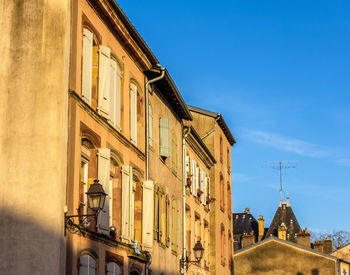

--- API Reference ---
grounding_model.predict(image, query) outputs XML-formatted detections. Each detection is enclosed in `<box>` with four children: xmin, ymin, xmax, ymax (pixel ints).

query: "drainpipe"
<box><xmin>182</xmin><ymin>126</ymin><xmax>191</xmax><ymax>275</ymax></box>
<box><xmin>201</xmin><ymin>116</ymin><xmax>220</xmax><ymax>140</ymax></box>
<box><xmin>145</xmin><ymin>64</ymin><xmax>165</xmax><ymax>180</ymax></box>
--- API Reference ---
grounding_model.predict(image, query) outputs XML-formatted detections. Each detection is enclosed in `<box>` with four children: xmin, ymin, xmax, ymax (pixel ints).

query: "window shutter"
<box><xmin>82</xmin><ymin>28</ymin><xmax>93</xmax><ymax>105</ymax></box>
<box><xmin>97</xmin><ymin>46</ymin><xmax>111</xmax><ymax>118</ymax></box>
<box><xmin>154</xmin><ymin>184</ymin><xmax>159</xmax><ymax>241</ymax></box>
<box><xmin>201</xmin><ymin>170</ymin><xmax>206</xmax><ymax>205</ymax></box>
<box><xmin>109</xmin><ymin>59</ymin><xmax>116</xmax><ymax>127</ymax></box>
<box><xmin>204</xmin><ymin>175</ymin><xmax>208</xmax><ymax>205</ymax></box>
<box><xmin>185</xmin><ymin>147</ymin><xmax>189</xmax><ymax>176</ymax></box>
<box><xmin>121</xmin><ymin>165</ymin><xmax>130</xmax><ymax>242</ymax></box>
<box><xmin>166</xmin><ymin>194</ymin><xmax>170</xmax><ymax>247</ymax></box>
<box><xmin>142</xmin><ymin>180</ymin><xmax>154</xmax><ymax>249</ymax></box>
<box><xmin>158</xmin><ymin>191</ymin><xmax>163</xmax><ymax>242</ymax></box>
<box><xmin>149</xmin><ymin>105</ymin><xmax>153</xmax><ymax>147</ymax></box>
<box><xmin>130</xmin><ymin>83</ymin><xmax>137</xmax><ymax>145</ymax></box>
<box><xmin>115</xmin><ymin>64</ymin><xmax>122</xmax><ymax>130</ymax></box>
<box><xmin>191</xmin><ymin>160</ymin><xmax>196</xmax><ymax>195</ymax></box>
<box><xmin>208</xmin><ymin>177</ymin><xmax>211</xmax><ymax>210</ymax></box>
<box><xmin>129</xmin><ymin>166</ymin><xmax>134</xmax><ymax>241</ymax></box>
<box><xmin>159</xmin><ymin>117</ymin><xmax>170</xmax><ymax>157</ymax></box>
<box><xmin>97</xmin><ymin>148</ymin><xmax>111</xmax><ymax>235</ymax></box>
<box><xmin>172</xmin><ymin>199</ymin><xmax>178</xmax><ymax>252</ymax></box>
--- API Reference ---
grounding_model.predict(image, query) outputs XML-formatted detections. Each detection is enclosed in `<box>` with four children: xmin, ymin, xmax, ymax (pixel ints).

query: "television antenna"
<box><xmin>265</xmin><ymin>160</ymin><xmax>298</xmax><ymax>203</ymax></box>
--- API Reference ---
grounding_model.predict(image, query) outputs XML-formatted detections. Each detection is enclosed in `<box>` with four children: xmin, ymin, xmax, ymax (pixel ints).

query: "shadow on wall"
<box><xmin>0</xmin><ymin>206</ymin><xmax>65</xmax><ymax>275</ymax></box>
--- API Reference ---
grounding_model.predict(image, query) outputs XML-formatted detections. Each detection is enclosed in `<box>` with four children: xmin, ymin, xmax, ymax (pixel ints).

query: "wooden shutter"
<box><xmin>130</xmin><ymin>83</ymin><xmax>137</xmax><ymax>145</ymax></box>
<box><xmin>82</xmin><ymin>28</ymin><xmax>93</xmax><ymax>105</ymax></box>
<box><xmin>121</xmin><ymin>165</ymin><xmax>130</xmax><ymax>242</ymax></box>
<box><xmin>142</xmin><ymin>180</ymin><xmax>154</xmax><ymax>249</ymax></box>
<box><xmin>185</xmin><ymin>147</ymin><xmax>189</xmax><ymax>176</ymax></box>
<box><xmin>97</xmin><ymin>148</ymin><xmax>110</xmax><ymax>235</ymax></box>
<box><xmin>97</xmin><ymin>46</ymin><xmax>111</xmax><ymax>118</ymax></box>
<box><xmin>201</xmin><ymin>170</ymin><xmax>206</xmax><ymax>205</ymax></box>
<box><xmin>172</xmin><ymin>199</ymin><xmax>178</xmax><ymax>252</ymax></box>
<box><xmin>191</xmin><ymin>160</ymin><xmax>196</xmax><ymax>195</ymax></box>
<box><xmin>166</xmin><ymin>194</ymin><xmax>170</xmax><ymax>247</ymax></box>
<box><xmin>159</xmin><ymin>117</ymin><xmax>170</xmax><ymax>157</ymax></box>
<box><xmin>204</xmin><ymin>175</ymin><xmax>208</xmax><ymax>205</ymax></box>
<box><xmin>129</xmin><ymin>166</ymin><xmax>134</xmax><ymax>241</ymax></box>
<box><xmin>115</xmin><ymin>64</ymin><xmax>121</xmax><ymax>130</ymax></box>
<box><xmin>149</xmin><ymin>105</ymin><xmax>153</xmax><ymax>147</ymax></box>
<box><xmin>159</xmin><ymin>189</ymin><xmax>163</xmax><ymax>244</ymax></box>
<box><xmin>109</xmin><ymin>59</ymin><xmax>116</xmax><ymax>127</ymax></box>
<box><xmin>154</xmin><ymin>184</ymin><xmax>159</xmax><ymax>241</ymax></box>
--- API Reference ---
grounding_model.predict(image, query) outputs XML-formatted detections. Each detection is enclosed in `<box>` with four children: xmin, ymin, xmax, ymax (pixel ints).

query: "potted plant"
<box><xmin>197</xmin><ymin>189</ymin><xmax>203</xmax><ymax>196</ymax></box>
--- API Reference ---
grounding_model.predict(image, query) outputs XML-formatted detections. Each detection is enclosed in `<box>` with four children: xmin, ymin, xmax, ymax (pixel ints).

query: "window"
<box><xmin>110</xmin><ymin>156</ymin><xmax>122</xmax><ymax>239</ymax></box>
<box><xmin>134</xmin><ymin>176</ymin><xmax>142</xmax><ymax>245</ymax></box>
<box><xmin>220</xmin><ymin>136</ymin><xmax>223</xmax><ymax>164</ymax></box>
<box><xmin>148</xmin><ymin>104</ymin><xmax>153</xmax><ymax>147</ymax></box>
<box><xmin>204</xmin><ymin>222</ymin><xmax>209</xmax><ymax>267</ymax></box>
<box><xmin>159</xmin><ymin>117</ymin><xmax>170</xmax><ymax>158</ymax></box>
<box><xmin>79</xmin><ymin>254</ymin><xmax>97</xmax><ymax>275</ymax></box>
<box><xmin>221</xmin><ymin>225</ymin><xmax>225</xmax><ymax>265</ymax></box>
<box><xmin>194</xmin><ymin>215</ymin><xmax>201</xmax><ymax>243</ymax></box>
<box><xmin>185</xmin><ymin>207</ymin><xmax>191</xmax><ymax>258</ymax></box>
<box><xmin>191</xmin><ymin>159</ymin><xmax>197</xmax><ymax>195</ymax></box>
<box><xmin>199</xmin><ymin>168</ymin><xmax>205</xmax><ymax>205</ymax></box>
<box><xmin>220</xmin><ymin>174</ymin><xmax>224</xmax><ymax>211</ymax></box>
<box><xmin>107</xmin><ymin>262</ymin><xmax>122</xmax><ymax>275</ymax></box>
<box><xmin>130</xmin><ymin>83</ymin><xmax>137</xmax><ymax>145</ymax></box>
<box><xmin>228</xmin><ymin>231</ymin><xmax>233</xmax><ymax>270</ymax></box>
<box><xmin>153</xmin><ymin>186</ymin><xmax>170</xmax><ymax>247</ymax></box>
<box><xmin>227</xmin><ymin>182</ymin><xmax>231</xmax><ymax>217</ymax></box>
<box><xmin>109</xmin><ymin>58</ymin><xmax>122</xmax><ymax>130</ymax></box>
<box><xmin>82</xmin><ymin>28</ymin><xmax>94</xmax><ymax>106</ymax></box>
<box><xmin>171</xmin><ymin>198</ymin><xmax>178</xmax><ymax>253</ymax></box>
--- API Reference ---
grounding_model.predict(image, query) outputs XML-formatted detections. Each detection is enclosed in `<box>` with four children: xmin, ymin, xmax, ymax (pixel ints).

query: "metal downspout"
<box><xmin>182</xmin><ymin>127</ymin><xmax>191</xmax><ymax>275</ymax></box>
<box><xmin>145</xmin><ymin>65</ymin><xmax>165</xmax><ymax>180</ymax></box>
<box><xmin>201</xmin><ymin>116</ymin><xmax>219</xmax><ymax>140</ymax></box>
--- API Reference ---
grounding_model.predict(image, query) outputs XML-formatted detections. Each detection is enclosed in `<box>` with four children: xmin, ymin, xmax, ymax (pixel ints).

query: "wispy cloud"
<box><xmin>232</xmin><ymin>173</ymin><xmax>254</xmax><ymax>182</ymax></box>
<box><xmin>335</xmin><ymin>158</ymin><xmax>350</xmax><ymax>167</ymax></box>
<box><xmin>241</xmin><ymin>129</ymin><xmax>329</xmax><ymax>158</ymax></box>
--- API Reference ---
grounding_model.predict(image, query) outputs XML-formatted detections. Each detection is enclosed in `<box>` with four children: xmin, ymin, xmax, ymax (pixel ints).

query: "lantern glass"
<box><xmin>86</xmin><ymin>179</ymin><xmax>107</xmax><ymax>212</ymax></box>
<box><xmin>193</xmin><ymin>241</ymin><xmax>204</xmax><ymax>262</ymax></box>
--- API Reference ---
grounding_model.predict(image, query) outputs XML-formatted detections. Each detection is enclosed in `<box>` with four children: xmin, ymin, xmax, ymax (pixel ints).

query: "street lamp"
<box><xmin>180</xmin><ymin>241</ymin><xmax>205</xmax><ymax>273</ymax></box>
<box><xmin>65</xmin><ymin>179</ymin><xmax>106</xmax><ymax>235</ymax></box>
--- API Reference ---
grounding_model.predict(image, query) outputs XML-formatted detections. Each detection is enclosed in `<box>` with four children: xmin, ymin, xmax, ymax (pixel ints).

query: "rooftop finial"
<box><xmin>287</xmin><ymin>190</ymin><xmax>290</xmax><ymax>206</ymax></box>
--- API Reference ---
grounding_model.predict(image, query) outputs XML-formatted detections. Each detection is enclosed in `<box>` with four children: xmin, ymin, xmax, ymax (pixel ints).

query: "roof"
<box><xmin>187</xmin><ymin>105</ymin><xmax>236</xmax><ymax>145</ymax></box>
<box><xmin>184</xmin><ymin>125</ymin><xmax>216</xmax><ymax>166</ymax></box>
<box><xmin>233</xmin><ymin>212</ymin><xmax>258</xmax><ymax>236</ymax></box>
<box><xmin>264</xmin><ymin>202</ymin><xmax>301</xmax><ymax>242</ymax></box>
<box><xmin>234</xmin><ymin>236</ymin><xmax>338</xmax><ymax>261</ymax></box>
<box><xmin>107</xmin><ymin>0</ymin><xmax>192</xmax><ymax>121</ymax></box>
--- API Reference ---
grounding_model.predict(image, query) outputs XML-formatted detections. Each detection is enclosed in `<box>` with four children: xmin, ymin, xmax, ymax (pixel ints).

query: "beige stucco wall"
<box><xmin>148</xmin><ymin>89</ymin><xmax>183</xmax><ymax>275</ymax></box>
<box><xmin>0</xmin><ymin>0</ymin><xmax>70</xmax><ymax>274</ymax></box>
<box><xmin>185</xmin><ymin>144</ymin><xmax>211</xmax><ymax>275</ymax></box>
<box><xmin>331</xmin><ymin>244</ymin><xmax>350</xmax><ymax>262</ymax></box>
<box><xmin>233</xmin><ymin>240</ymin><xmax>337</xmax><ymax>275</ymax></box>
<box><xmin>190</xmin><ymin>112</ymin><xmax>234</xmax><ymax>275</ymax></box>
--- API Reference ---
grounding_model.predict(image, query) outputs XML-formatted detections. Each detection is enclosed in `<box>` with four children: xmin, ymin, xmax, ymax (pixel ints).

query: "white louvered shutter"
<box><xmin>201</xmin><ymin>170</ymin><xmax>206</xmax><ymax>205</ymax></box>
<box><xmin>130</xmin><ymin>83</ymin><xmax>137</xmax><ymax>145</ymax></box>
<box><xmin>195</xmin><ymin>165</ymin><xmax>199</xmax><ymax>196</ymax></box>
<box><xmin>185</xmin><ymin>147</ymin><xmax>189</xmax><ymax>176</ymax></box>
<box><xmin>159</xmin><ymin>117</ymin><xmax>170</xmax><ymax>157</ymax></box>
<box><xmin>109</xmin><ymin>59</ymin><xmax>116</xmax><ymax>127</ymax></box>
<box><xmin>82</xmin><ymin>28</ymin><xmax>93</xmax><ymax>105</ymax></box>
<box><xmin>142</xmin><ymin>180</ymin><xmax>154</xmax><ymax>248</ymax></box>
<box><xmin>121</xmin><ymin>165</ymin><xmax>130</xmax><ymax>242</ymax></box>
<box><xmin>191</xmin><ymin>160</ymin><xmax>196</xmax><ymax>195</ymax></box>
<box><xmin>115</xmin><ymin>64</ymin><xmax>121</xmax><ymax>130</ymax></box>
<box><xmin>129</xmin><ymin>166</ymin><xmax>134</xmax><ymax>241</ymax></box>
<box><xmin>204</xmin><ymin>175</ymin><xmax>208</xmax><ymax>205</ymax></box>
<box><xmin>98</xmin><ymin>46</ymin><xmax>111</xmax><ymax>118</ymax></box>
<box><xmin>97</xmin><ymin>148</ymin><xmax>111</xmax><ymax>235</ymax></box>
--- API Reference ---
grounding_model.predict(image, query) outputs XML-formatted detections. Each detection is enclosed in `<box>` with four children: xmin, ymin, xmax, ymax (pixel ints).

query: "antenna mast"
<box><xmin>265</xmin><ymin>160</ymin><xmax>297</xmax><ymax>204</ymax></box>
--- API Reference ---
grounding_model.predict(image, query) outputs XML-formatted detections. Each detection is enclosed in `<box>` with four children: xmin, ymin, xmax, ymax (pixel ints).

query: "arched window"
<box><xmin>220</xmin><ymin>174</ymin><xmax>224</xmax><ymax>211</ymax></box>
<box><xmin>130</xmin><ymin>81</ymin><xmax>143</xmax><ymax>147</ymax></box>
<box><xmin>220</xmin><ymin>136</ymin><xmax>223</xmax><ymax>164</ymax></box>
<box><xmin>221</xmin><ymin>225</ymin><xmax>225</xmax><ymax>265</ymax></box>
<box><xmin>79</xmin><ymin>253</ymin><xmax>97</xmax><ymax>275</ymax></box>
<box><xmin>228</xmin><ymin>231</ymin><xmax>233</xmax><ymax>270</ymax></box>
<box><xmin>107</xmin><ymin>262</ymin><xmax>122</xmax><ymax>275</ymax></box>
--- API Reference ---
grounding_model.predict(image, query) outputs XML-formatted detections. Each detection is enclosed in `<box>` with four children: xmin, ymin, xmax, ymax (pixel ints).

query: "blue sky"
<box><xmin>117</xmin><ymin>0</ymin><xmax>350</xmax><ymax>232</ymax></box>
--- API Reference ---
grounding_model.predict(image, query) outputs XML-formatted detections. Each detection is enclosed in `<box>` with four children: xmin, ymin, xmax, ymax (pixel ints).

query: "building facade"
<box><xmin>187</xmin><ymin>106</ymin><xmax>236</xmax><ymax>275</ymax></box>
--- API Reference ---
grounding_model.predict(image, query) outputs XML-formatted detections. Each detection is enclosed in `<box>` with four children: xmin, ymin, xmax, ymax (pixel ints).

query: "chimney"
<box><xmin>258</xmin><ymin>215</ymin><xmax>264</xmax><ymax>242</ymax></box>
<box><xmin>278</xmin><ymin>223</ymin><xmax>287</xmax><ymax>240</ymax></box>
<box><xmin>244</xmin><ymin>208</ymin><xmax>250</xmax><ymax>214</ymax></box>
<box><xmin>313</xmin><ymin>241</ymin><xmax>324</xmax><ymax>253</ymax></box>
<box><xmin>297</xmin><ymin>227</ymin><xmax>311</xmax><ymax>247</ymax></box>
<box><xmin>241</xmin><ymin>232</ymin><xmax>255</xmax><ymax>248</ymax></box>
<box><xmin>323</xmin><ymin>238</ymin><xmax>333</xmax><ymax>254</ymax></box>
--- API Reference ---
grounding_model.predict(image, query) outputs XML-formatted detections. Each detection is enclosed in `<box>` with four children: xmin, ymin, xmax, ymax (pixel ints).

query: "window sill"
<box><xmin>220</xmin><ymin>207</ymin><xmax>225</xmax><ymax>212</ymax></box>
